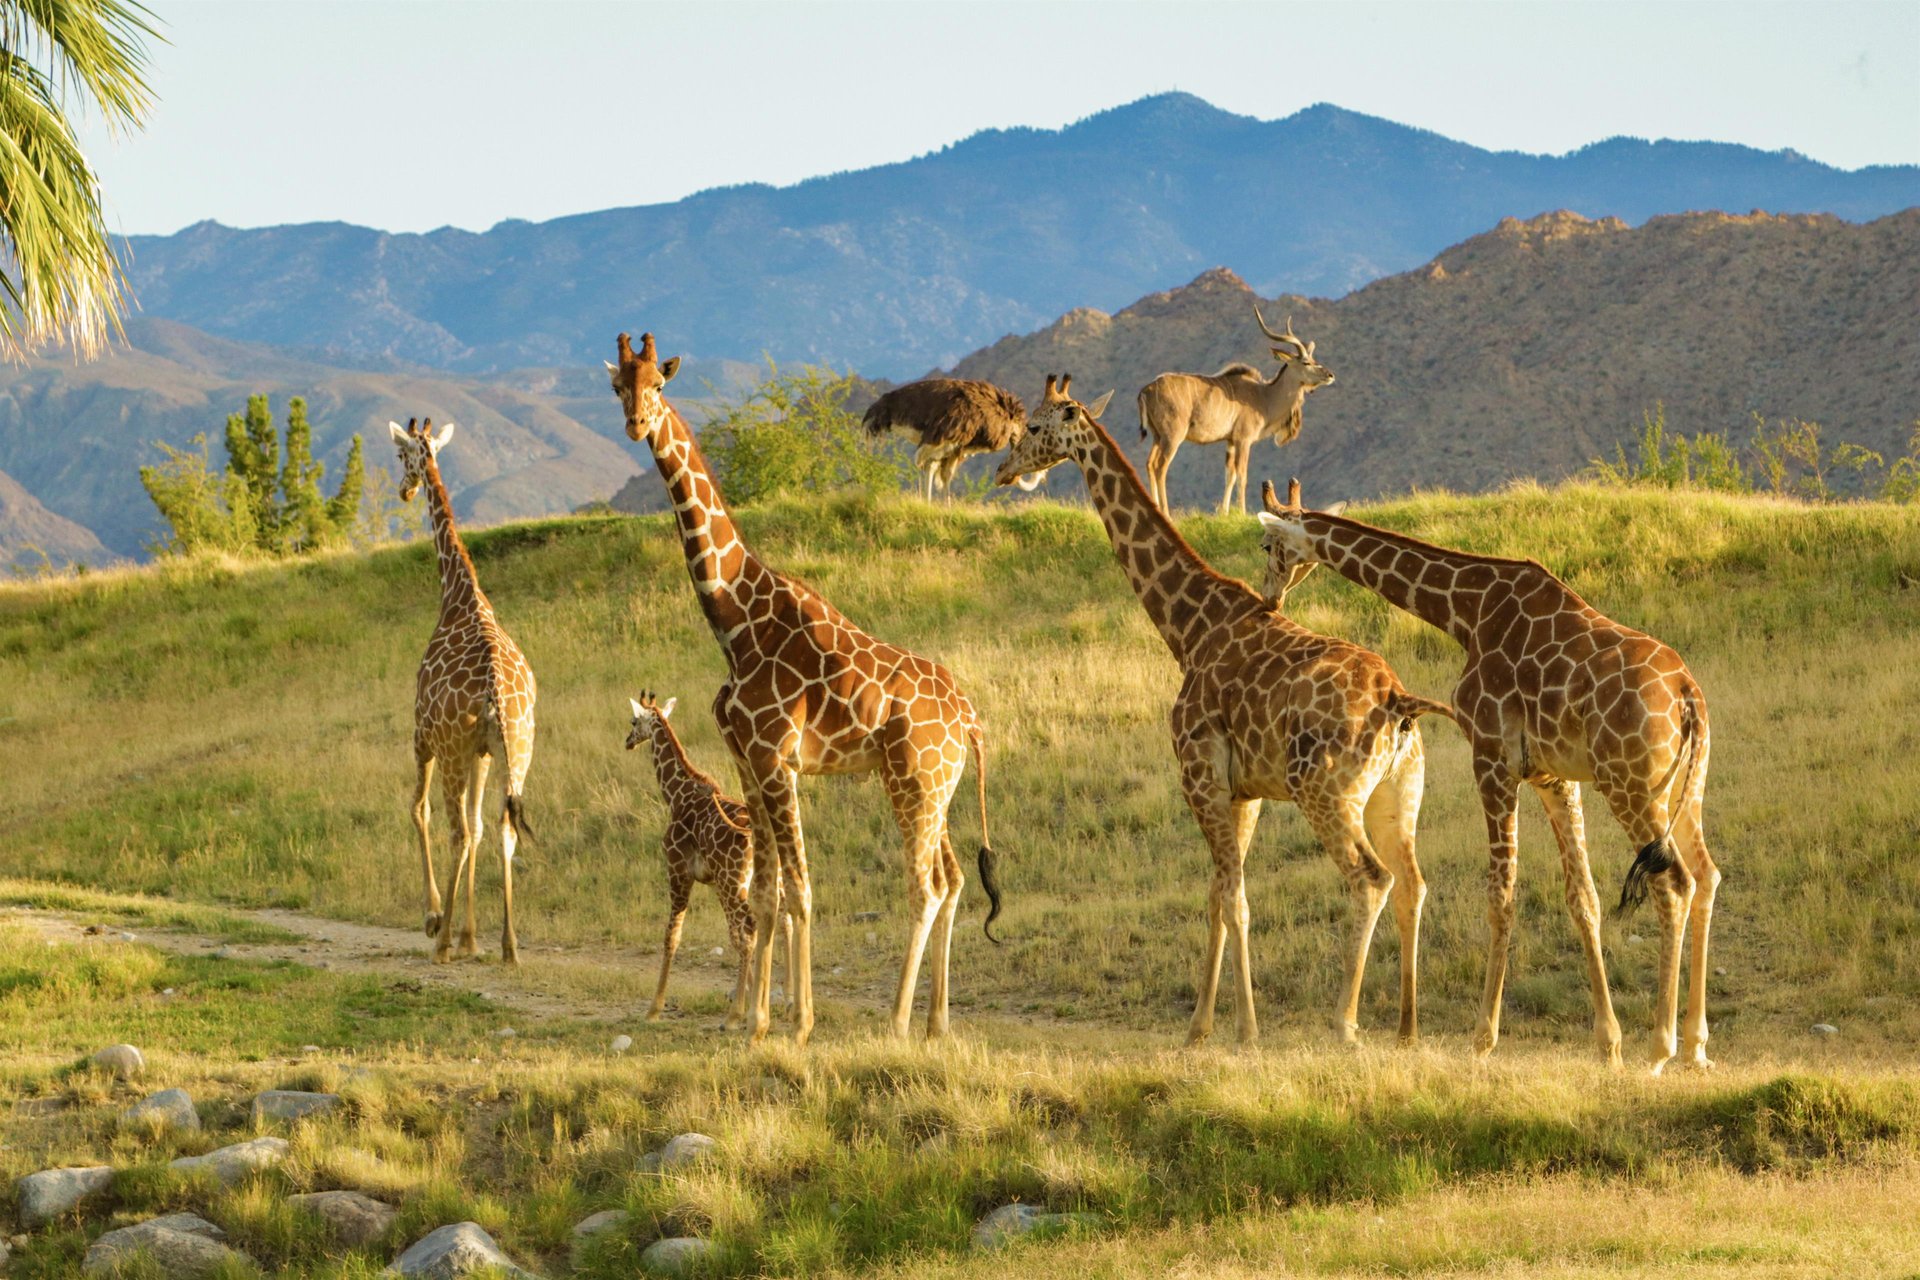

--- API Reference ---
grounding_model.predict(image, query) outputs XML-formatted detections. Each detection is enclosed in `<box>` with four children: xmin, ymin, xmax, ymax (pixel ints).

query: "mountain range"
<box><xmin>118</xmin><ymin>94</ymin><xmax>1919</xmax><ymax>379</ymax></box>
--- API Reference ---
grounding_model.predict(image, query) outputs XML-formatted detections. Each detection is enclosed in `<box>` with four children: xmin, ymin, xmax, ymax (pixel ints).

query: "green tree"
<box><xmin>328</xmin><ymin>434</ymin><xmax>366</xmax><ymax>532</ymax></box>
<box><xmin>280</xmin><ymin>396</ymin><xmax>332</xmax><ymax>551</ymax></box>
<box><xmin>701</xmin><ymin>362</ymin><xmax>908</xmax><ymax>505</ymax></box>
<box><xmin>224</xmin><ymin>393</ymin><xmax>280</xmax><ymax>546</ymax></box>
<box><xmin>137</xmin><ymin>433</ymin><xmax>254</xmax><ymax>556</ymax></box>
<box><xmin>0</xmin><ymin>0</ymin><xmax>158</xmax><ymax>360</ymax></box>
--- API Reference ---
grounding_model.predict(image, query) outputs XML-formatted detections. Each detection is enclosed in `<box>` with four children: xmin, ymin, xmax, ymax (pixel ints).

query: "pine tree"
<box><xmin>224</xmin><ymin>394</ymin><xmax>280</xmax><ymax>549</ymax></box>
<box><xmin>327</xmin><ymin>435</ymin><xmax>366</xmax><ymax>539</ymax></box>
<box><xmin>280</xmin><ymin>396</ymin><xmax>331</xmax><ymax>551</ymax></box>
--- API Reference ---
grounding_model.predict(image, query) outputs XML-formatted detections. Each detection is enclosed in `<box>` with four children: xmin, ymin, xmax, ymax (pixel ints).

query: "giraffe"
<box><xmin>626</xmin><ymin>689</ymin><xmax>793</xmax><ymax>1026</ymax></box>
<box><xmin>607</xmin><ymin>332</ymin><xmax>1004</xmax><ymax>1046</ymax></box>
<box><xmin>995</xmin><ymin>376</ymin><xmax>1452</xmax><ymax>1046</ymax></box>
<box><xmin>1254</xmin><ymin>480</ymin><xmax>1718</xmax><ymax>1073</ymax></box>
<box><xmin>389</xmin><ymin>417</ymin><xmax>537</xmax><ymax>966</ymax></box>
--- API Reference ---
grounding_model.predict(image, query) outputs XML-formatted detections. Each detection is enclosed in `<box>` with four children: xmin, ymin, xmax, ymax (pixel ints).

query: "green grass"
<box><xmin>2</xmin><ymin>485</ymin><xmax>1918</xmax><ymax>1274</ymax></box>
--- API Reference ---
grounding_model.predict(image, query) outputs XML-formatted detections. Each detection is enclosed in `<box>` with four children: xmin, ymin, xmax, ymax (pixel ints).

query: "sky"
<box><xmin>76</xmin><ymin>0</ymin><xmax>1920</xmax><ymax>237</ymax></box>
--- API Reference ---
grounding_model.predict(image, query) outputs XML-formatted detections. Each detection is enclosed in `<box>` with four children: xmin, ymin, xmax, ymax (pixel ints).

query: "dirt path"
<box><xmin>3</xmin><ymin>903</ymin><xmax>786</xmax><ymax>1025</ymax></box>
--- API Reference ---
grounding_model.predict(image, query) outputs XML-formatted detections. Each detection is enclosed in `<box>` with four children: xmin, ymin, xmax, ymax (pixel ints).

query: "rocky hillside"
<box><xmin>118</xmin><ymin>95</ymin><xmax>1919</xmax><ymax>378</ymax></box>
<box><xmin>949</xmin><ymin>209</ymin><xmax>1920</xmax><ymax>507</ymax></box>
<box><xmin>0</xmin><ymin>468</ymin><xmax>112</xmax><ymax>571</ymax></box>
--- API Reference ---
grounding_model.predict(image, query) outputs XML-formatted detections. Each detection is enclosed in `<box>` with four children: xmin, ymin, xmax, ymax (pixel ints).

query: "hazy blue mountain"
<box><xmin>121</xmin><ymin>95</ymin><xmax>1918</xmax><ymax>379</ymax></box>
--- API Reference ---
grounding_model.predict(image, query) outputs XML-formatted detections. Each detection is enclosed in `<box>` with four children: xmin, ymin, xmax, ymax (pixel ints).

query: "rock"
<box><xmin>0</xmin><ymin>1235</ymin><xmax>9</xmax><ymax>1269</ymax></box>
<box><xmin>852</xmin><ymin>911</ymin><xmax>882</xmax><ymax>922</ymax></box>
<box><xmin>384</xmin><ymin>1221</ymin><xmax>540</xmax><ymax>1277</ymax></box>
<box><xmin>493</xmin><ymin>1028</ymin><xmax>516</xmax><ymax>1039</ymax></box>
<box><xmin>84</xmin><ymin>1214</ymin><xmax>247</xmax><ymax>1278</ymax></box>
<box><xmin>971</xmin><ymin>1203</ymin><xmax>1099</xmax><ymax>1250</ymax></box>
<box><xmin>636</xmin><ymin>1151</ymin><xmax>663</xmax><ymax>1174</ymax></box>
<box><xmin>301</xmin><ymin>1044</ymin><xmax>324</xmax><ymax>1055</ymax></box>
<box><xmin>212</xmin><ymin>946</ymin><xmax>234</xmax><ymax>959</ymax></box>
<box><xmin>640</xmin><ymin>1236</ymin><xmax>717</xmax><ymax>1275</ymax></box>
<box><xmin>571</xmin><ymin>1209</ymin><xmax>629</xmax><ymax>1242</ymax></box>
<box><xmin>288</xmin><ymin>1190</ymin><xmax>397</xmax><ymax>1248</ymax></box>
<box><xmin>659</xmin><ymin>1133</ymin><xmax>717</xmax><ymax>1170</ymax></box>
<box><xmin>1812</xmin><ymin>1022</ymin><xmax>1840</xmax><ymax>1036</ymax></box>
<box><xmin>13</xmin><ymin>1097</ymin><xmax>68</xmax><ymax>1118</ymax></box>
<box><xmin>169</xmin><ymin>1136</ymin><xmax>289</xmax><ymax>1185</ymax></box>
<box><xmin>709</xmin><ymin>946</ymin><xmax>724</xmax><ymax>957</ymax></box>
<box><xmin>15</xmin><ymin>1166</ymin><xmax>114</xmax><ymax>1228</ymax></box>
<box><xmin>610</xmin><ymin>1034</ymin><xmax>633</xmax><ymax>1053</ymax></box>
<box><xmin>122</xmin><ymin>1087</ymin><xmax>200</xmax><ymax>1133</ymax></box>
<box><xmin>251</xmin><ymin>1090</ymin><xmax>343</xmax><ymax>1124</ymax></box>
<box><xmin>90</xmin><ymin>1044</ymin><xmax>144</xmax><ymax>1079</ymax></box>
<box><xmin>1714</xmin><ymin>966</ymin><xmax>1727</xmax><ymax>977</ymax></box>
<box><xmin>117</xmin><ymin>932</ymin><xmax>136</xmax><ymax>942</ymax></box>
<box><xmin>1627</xmin><ymin>933</ymin><xmax>1644</xmax><ymax>945</ymax></box>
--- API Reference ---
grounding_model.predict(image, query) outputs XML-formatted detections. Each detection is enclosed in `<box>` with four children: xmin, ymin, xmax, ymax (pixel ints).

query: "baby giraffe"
<box><xmin>627</xmin><ymin>690</ymin><xmax>790</xmax><ymax>1027</ymax></box>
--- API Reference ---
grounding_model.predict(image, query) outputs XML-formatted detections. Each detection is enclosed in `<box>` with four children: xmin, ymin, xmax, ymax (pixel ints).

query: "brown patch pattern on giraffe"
<box><xmin>1257</xmin><ymin>480</ymin><xmax>1719</xmax><ymax>1073</ymax></box>
<box><xmin>609</xmin><ymin>333</ymin><xmax>1004</xmax><ymax>1046</ymax></box>
<box><xmin>998</xmin><ymin>376</ymin><xmax>1451</xmax><ymax>1047</ymax></box>
<box><xmin>390</xmin><ymin>417</ymin><xmax>538</xmax><ymax>966</ymax></box>
<box><xmin>627</xmin><ymin>689</ymin><xmax>793</xmax><ymax>1026</ymax></box>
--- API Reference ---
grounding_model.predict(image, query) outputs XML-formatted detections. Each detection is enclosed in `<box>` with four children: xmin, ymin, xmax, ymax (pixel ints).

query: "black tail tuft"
<box><xmin>977</xmin><ymin>845</ymin><xmax>1003</xmax><ymax>944</ymax></box>
<box><xmin>504</xmin><ymin>794</ymin><xmax>536</xmax><ymax>846</ymax></box>
<box><xmin>1617</xmin><ymin>837</ymin><xmax>1676</xmax><ymax>914</ymax></box>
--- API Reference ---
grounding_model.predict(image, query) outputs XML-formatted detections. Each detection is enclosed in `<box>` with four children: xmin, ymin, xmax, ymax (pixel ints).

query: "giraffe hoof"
<box><xmin>1184</xmin><ymin>1030</ymin><xmax>1212</xmax><ymax>1049</ymax></box>
<box><xmin>423</xmin><ymin>913</ymin><xmax>443</xmax><ymax>938</ymax></box>
<box><xmin>645</xmin><ymin>1010</ymin><xmax>665</xmax><ymax>1024</ymax></box>
<box><xmin>431</xmin><ymin>949</ymin><xmax>452</xmax><ymax>966</ymax></box>
<box><xmin>1686</xmin><ymin>1054</ymin><xmax>1717</xmax><ymax>1072</ymax></box>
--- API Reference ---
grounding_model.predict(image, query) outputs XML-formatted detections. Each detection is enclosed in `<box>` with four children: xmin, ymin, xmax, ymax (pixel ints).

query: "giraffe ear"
<box><xmin>430</xmin><ymin>421</ymin><xmax>456</xmax><ymax>452</ymax></box>
<box><xmin>660</xmin><ymin>697</ymin><xmax>676</xmax><ymax>720</ymax></box>
<box><xmin>1256</xmin><ymin>511</ymin><xmax>1287</xmax><ymax>531</ymax></box>
<box><xmin>604</xmin><ymin>360</ymin><xmax>618</xmax><ymax>373</ymax></box>
<box><xmin>629</xmin><ymin>697</ymin><xmax>643</xmax><ymax>718</ymax></box>
<box><xmin>1323</xmin><ymin>500</ymin><xmax>1349</xmax><ymax>516</ymax></box>
<box><xmin>1086</xmin><ymin>389</ymin><xmax>1115</xmax><ymax>418</ymax></box>
<box><xmin>659</xmin><ymin>356</ymin><xmax>681</xmax><ymax>383</ymax></box>
<box><xmin>387</xmin><ymin>421</ymin><xmax>408</xmax><ymax>444</ymax></box>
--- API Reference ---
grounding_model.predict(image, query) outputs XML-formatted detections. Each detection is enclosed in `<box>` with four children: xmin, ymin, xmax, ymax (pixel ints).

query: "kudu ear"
<box><xmin>659</xmin><ymin>356</ymin><xmax>681</xmax><ymax>383</ymax></box>
<box><xmin>1086</xmin><ymin>389</ymin><xmax>1115</xmax><ymax>418</ymax></box>
<box><xmin>660</xmin><ymin>697</ymin><xmax>676</xmax><ymax>720</ymax></box>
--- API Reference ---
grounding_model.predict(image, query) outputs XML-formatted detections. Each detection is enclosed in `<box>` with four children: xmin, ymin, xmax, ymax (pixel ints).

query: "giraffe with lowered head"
<box><xmin>996</xmin><ymin>376</ymin><xmax>1451</xmax><ymax>1046</ymax></box>
<box><xmin>608</xmin><ymin>332</ymin><xmax>1003</xmax><ymax>1046</ymax></box>
<box><xmin>390</xmin><ymin>417</ymin><xmax>537</xmax><ymax>965</ymax></box>
<box><xmin>626</xmin><ymin>689</ymin><xmax>792</xmax><ymax>1026</ymax></box>
<box><xmin>1255</xmin><ymin>479</ymin><xmax>1718</xmax><ymax>1073</ymax></box>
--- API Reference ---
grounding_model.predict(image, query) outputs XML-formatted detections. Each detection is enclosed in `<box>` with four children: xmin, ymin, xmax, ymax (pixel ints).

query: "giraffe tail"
<box><xmin>1617</xmin><ymin>686</ymin><xmax>1703</xmax><ymax>915</ymax></box>
<box><xmin>484</xmin><ymin>687</ymin><xmax>536</xmax><ymax>848</ymax></box>
<box><xmin>970</xmin><ymin>726</ymin><xmax>1005</xmax><ymax>944</ymax></box>
<box><xmin>1387</xmin><ymin>692</ymin><xmax>1458</xmax><ymax>733</ymax></box>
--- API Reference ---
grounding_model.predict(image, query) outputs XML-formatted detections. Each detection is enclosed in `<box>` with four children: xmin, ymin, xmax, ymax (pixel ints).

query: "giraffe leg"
<box><xmin>882</xmin><ymin>768</ymin><xmax>950</xmax><ymax>1040</ymax></box>
<box><xmin>745</xmin><ymin>766</ymin><xmax>812</xmax><ymax>1046</ymax></box>
<box><xmin>1180</xmin><ymin>753</ymin><xmax>1261</xmax><ymax>1046</ymax></box>
<box><xmin>1673</xmin><ymin>778</ymin><xmax>1719</xmax><ymax>1070</ymax></box>
<box><xmin>1472</xmin><ymin>756</ymin><xmax>1521</xmax><ymax>1059</ymax></box>
<box><xmin>924</xmin><ymin>832</ymin><xmax>966</xmax><ymax>1040</ymax></box>
<box><xmin>1366</xmin><ymin>737</ymin><xmax>1426</xmax><ymax>1045</ymax></box>
<box><xmin>458</xmin><ymin>753</ymin><xmax>490</xmax><ymax>959</ymax></box>
<box><xmin>1305</xmin><ymin>797</ymin><xmax>1394</xmax><ymax>1045</ymax></box>
<box><xmin>649</xmin><ymin>873</ymin><xmax>693</xmax><ymax>1022</ymax></box>
<box><xmin>1596</xmin><ymin>781</ymin><xmax>1694</xmax><ymax>1076</ymax></box>
<box><xmin>433</xmin><ymin>761</ymin><xmax>474</xmax><ymax>964</ymax></box>
<box><xmin>413</xmin><ymin>752</ymin><xmax>441</xmax><ymax>937</ymax></box>
<box><xmin>497</xmin><ymin>763</ymin><xmax>525</xmax><ymax>967</ymax></box>
<box><xmin>1532</xmin><ymin>778</ymin><xmax>1623</xmax><ymax>1067</ymax></box>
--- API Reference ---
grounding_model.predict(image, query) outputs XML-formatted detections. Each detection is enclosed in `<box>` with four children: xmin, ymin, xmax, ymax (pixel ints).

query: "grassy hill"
<box><xmin>2</xmin><ymin>487</ymin><xmax>1917</xmax><ymax>1276</ymax></box>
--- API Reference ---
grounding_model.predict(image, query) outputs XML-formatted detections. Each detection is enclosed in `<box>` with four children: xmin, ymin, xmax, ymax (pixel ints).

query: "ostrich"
<box><xmin>862</xmin><ymin>377</ymin><xmax>1046</xmax><ymax>501</ymax></box>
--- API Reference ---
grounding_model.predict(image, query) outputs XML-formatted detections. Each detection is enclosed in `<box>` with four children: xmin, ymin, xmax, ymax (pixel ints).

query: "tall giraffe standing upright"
<box><xmin>390</xmin><ymin>418</ymin><xmax>538</xmax><ymax>965</ymax></box>
<box><xmin>608</xmin><ymin>332</ymin><xmax>1003</xmax><ymax>1046</ymax></box>
<box><xmin>1255</xmin><ymin>481</ymin><xmax>1718</xmax><ymax>1073</ymax></box>
<box><xmin>626</xmin><ymin>689</ymin><xmax>792</xmax><ymax>1026</ymax></box>
<box><xmin>996</xmin><ymin>377</ymin><xmax>1451</xmax><ymax>1046</ymax></box>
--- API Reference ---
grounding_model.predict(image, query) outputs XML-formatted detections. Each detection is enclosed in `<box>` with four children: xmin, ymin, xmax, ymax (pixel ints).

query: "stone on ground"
<box><xmin>1812</xmin><ymin>1022</ymin><xmax>1840</xmax><ymax>1036</ymax></box>
<box><xmin>610</xmin><ymin>1034</ymin><xmax>633</xmax><ymax>1053</ymax></box>
<box><xmin>640</xmin><ymin>1236</ymin><xmax>716</xmax><ymax>1275</ymax></box>
<box><xmin>287</xmin><ymin>1190</ymin><xmax>398</xmax><ymax>1248</ymax></box>
<box><xmin>82</xmin><ymin>1213</ymin><xmax>247</xmax><ymax>1278</ymax></box>
<box><xmin>252</xmin><ymin>1090</ymin><xmax>343</xmax><ymax>1124</ymax></box>
<box><xmin>971</xmin><ymin>1203</ymin><xmax>1099</xmax><ymax>1250</ymax></box>
<box><xmin>572</xmin><ymin>1209</ymin><xmax>630</xmax><ymax>1241</ymax></box>
<box><xmin>385</xmin><ymin>1221</ymin><xmax>541</xmax><ymax>1277</ymax></box>
<box><xmin>659</xmin><ymin>1133</ymin><xmax>717</xmax><ymax>1169</ymax></box>
<box><xmin>90</xmin><ymin>1044</ymin><xmax>144</xmax><ymax>1080</ymax></box>
<box><xmin>16</xmin><ymin>1165</ymin><xmax>115</xmax><ymax>1228</ymax></box>
<box><xmin>121</xmin><ymin>1088</ymin><xmax>199</xmax><ymax>1133</ymax></box>
<box><xmin>169</xmin><ymin>1136</ymin><xmax>289</xmax><ymax>1185</ymax></box>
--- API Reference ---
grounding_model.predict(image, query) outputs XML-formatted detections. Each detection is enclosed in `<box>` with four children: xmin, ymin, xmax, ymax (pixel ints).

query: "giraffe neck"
<box><xmin>647</xmin><ymin>718</ymin><xmax>709</xmax><ymax>808</ymax></box>
<box><xmin>1303</xmin><ymin>513</ymin><xmax>1479</xmax><ymax>646</ymax></box>
<box><xmin>423</xmin><ymin>458</ymin><xmax>488</xmax><ymax>623</ymax></box>
<box><xmin>643</xmin><ymin>405</ymin><xmax>773</xmax><ymax>645</ymax></box>
<box><xmin>1068</xmin><ymin>420</ymin><xmax>1263</xmax><ymax>663</ymax></box>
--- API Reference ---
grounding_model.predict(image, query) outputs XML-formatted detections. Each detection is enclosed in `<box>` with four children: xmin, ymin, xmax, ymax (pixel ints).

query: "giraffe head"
<box><xmin>387</xmin><ymin>417</ymin><xmax>456</xmax><ymax>502</ymax></box>
<box><xmin>607</xmin><ymin>332</ymin><xmax>683</xmax><ymax>446</ymax></box>
<box><xmin>992</xmin><ymin>373</ymin><xmax>1115</xmax><ymax>485</ymax></box>
<box><xmin>626</xmin><ymin>689</ymin><xmax>678</xmax><ymax>751</ymax></box>
<box><xmin>1253</xmin><ymin>306</ymin><xmax>1335</xmax><ymax>393</ymax></box>
<box><xmin>1256</xmin><ymin>477</ymin><xmax>1346</xmax><ymax>607</ymax></box>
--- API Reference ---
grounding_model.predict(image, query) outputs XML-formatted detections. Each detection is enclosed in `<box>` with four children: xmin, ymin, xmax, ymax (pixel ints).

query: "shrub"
<box><xmin>701</xmin><ymin>362</ymin><xmax>908</xmax><ymax>505</ymax></box>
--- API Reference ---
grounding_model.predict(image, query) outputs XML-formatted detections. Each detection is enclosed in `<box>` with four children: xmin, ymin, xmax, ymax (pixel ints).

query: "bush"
<box><xmin>1589</xmin><ymin>405</ymin><xmax>1920</xmax><ymax>504</ymax></box>
<box><xmin>701</xmin><ymin>363</ymin><xmax>908</xmax><ymax>505</ymax></box>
